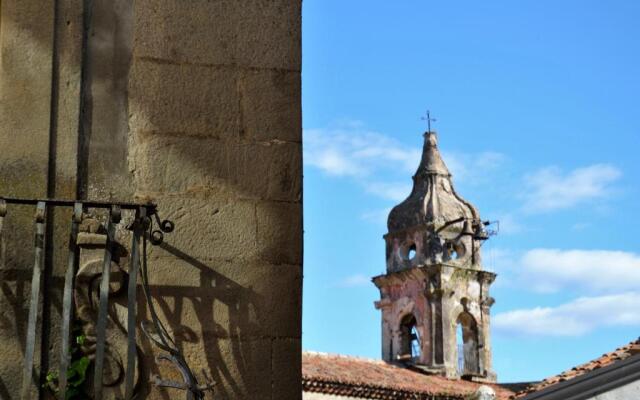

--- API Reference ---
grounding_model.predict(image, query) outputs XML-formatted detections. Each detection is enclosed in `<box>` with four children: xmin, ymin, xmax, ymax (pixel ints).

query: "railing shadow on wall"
<box><xmin>149</xmin><ymin>242</ymin><xmax>262</xmax><ymax>400</ymax></box>
<box><xmin>0</xmin><ymin>199</ymin><xmax>232</xmax><ymax>399</ymax></box>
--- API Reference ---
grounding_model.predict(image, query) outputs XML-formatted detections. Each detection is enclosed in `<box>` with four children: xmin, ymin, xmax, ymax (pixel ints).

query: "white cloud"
<box><xmin>494</xmin><ymin>292</ymin><xmax>640</xmax><ymax>337</ymax></box>
<box><xmin>304</xmin><ymin>127</ymin><xmax>420</xmax><ymax>178</ymax></box>
<box><xmin>522</xmin><ymin>164</ymin><xmax>621</xmax><ymax>212</ymax></box>
<box><xmin>304</xmin><ymin>124</ymin><xmax>506</xmax><ymax>204</ymax></box>
<box><xmin>365</xmin><ymin>182</ymin><xmax>412</xmax><ymax>202</ymax></box>
<box><xmin>335</xmin><ymin>274</ymin><xmax>371</xmax><ymax>288</ymax></box>
<box><xmin>520</xmin><ymin>249</ymin><xmax>640</xmax><ymax>293</ymax></box>
<box><xmin>493</xmin><ymin>213</ymin><xmax>524</xmax><ymax>235</ymax></box>
<box><xmin>443</xmin><ymin>151</ymin><xmax>507</xmax><ymax>185</ymax></box>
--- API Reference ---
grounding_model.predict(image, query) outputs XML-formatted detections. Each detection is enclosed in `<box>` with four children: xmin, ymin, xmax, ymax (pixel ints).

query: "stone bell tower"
<box><xmin>373</xmin><ymin>131</ymin><xmax>497</xmax><ymax>382</ymax></box>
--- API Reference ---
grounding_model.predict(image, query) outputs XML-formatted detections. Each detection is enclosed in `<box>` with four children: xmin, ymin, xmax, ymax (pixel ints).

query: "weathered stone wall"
<box><xmin>0</xmin><ymin>1</ymin><xmax>302</xmax><ymax>399</ymax></box>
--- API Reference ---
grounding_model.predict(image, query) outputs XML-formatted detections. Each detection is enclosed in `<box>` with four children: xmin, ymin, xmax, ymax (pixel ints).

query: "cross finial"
<box><xmin>421</xmin><ymin>110</ymin><xmax>437</xmax><ymax>133</ymax></box>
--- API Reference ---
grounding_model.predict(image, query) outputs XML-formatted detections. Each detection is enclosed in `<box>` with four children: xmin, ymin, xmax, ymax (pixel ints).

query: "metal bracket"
<box><xmin>152</xmin><ymin>353</ymin><xmax>215</xmax><ymax>400</ymax></box>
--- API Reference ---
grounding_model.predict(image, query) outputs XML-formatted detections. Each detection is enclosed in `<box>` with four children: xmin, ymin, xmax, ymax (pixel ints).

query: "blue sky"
<box><xmin>301</xmin><ymin>1</ymin><xmax>640</xmax><ymax>383</ymax></box>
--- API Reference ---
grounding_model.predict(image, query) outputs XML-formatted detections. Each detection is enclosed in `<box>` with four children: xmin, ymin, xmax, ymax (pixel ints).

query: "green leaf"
<box><xmin>67</xmin><ymin>356</ymin><xmax>90</xmax><ymax>387</ymax></box>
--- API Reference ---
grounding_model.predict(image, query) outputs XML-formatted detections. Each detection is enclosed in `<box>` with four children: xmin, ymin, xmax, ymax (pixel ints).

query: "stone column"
<box><xmin>480</xmin><ymin>297</ymin><xmax>496</xmax><ymax>381</ymax></box>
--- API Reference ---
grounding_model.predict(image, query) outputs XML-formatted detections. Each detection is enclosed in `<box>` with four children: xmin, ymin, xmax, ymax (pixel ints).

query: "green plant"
<box><xmin>44</xmin><ymin>328</ymin><xmax>91</xmax><ymax>399</ymax></box>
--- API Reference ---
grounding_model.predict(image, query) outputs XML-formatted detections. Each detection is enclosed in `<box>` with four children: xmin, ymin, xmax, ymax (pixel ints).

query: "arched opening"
<box><xmin>456</xmin><ymin>311</ymin><xmax>480</xmax><ymax>377</ymax></box>
<box><xmin>444</xmin><ymin>240</ymin><xmax>465</xmax><ymax>261</ymax></box>
<box><xmin>399</xmin><ymin>314</ymin><xmax>421</xmax><ymax>362</ymax></box>
<box><xmin>407</xmin><ymin>245</ymin><xmax>416</xmax><ymax>261</ymax></box>
<box><xmin>402</xmin><ymin>242</ymin><xmax>417</xmax><ymax>262</ymax></box>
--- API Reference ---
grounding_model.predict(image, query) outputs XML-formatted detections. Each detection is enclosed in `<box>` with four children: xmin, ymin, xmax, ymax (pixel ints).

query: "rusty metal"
<box><xmin>124</xmin><ymin>207</ymin><xmax>147</xmax><ymax>399</ymax></box>
<box><xmin>59</xmin><ymin>202</ymin><xmax>83</xmax><ymax>400</ymax></box>
<box><xmin>152</xmin><ymin>353</ymin><xmax>215</xmax><ymax>399</ymax></box>
<box><xmin>0</xmin><ymin>196</ymin><xmax>157</xmax><ymax>212</ymax></box>
<box><xmin>1</xmin><ymin>197</ymin><xmax>198</xmax><ymax>398</ymax></box>
<box><xmin>0</xmin><ymin>198</ymin><xmax>6</xmax><ymax>280</ymax></box>
<box><xmin>94</xmin><ymin>205</ymin><xmax>121</xmax><ymax>399</ymax></box>
<box><xmin>21</xmin><ymin>201</ymin><xmax>47</xmax><ymax>400</ymax></box>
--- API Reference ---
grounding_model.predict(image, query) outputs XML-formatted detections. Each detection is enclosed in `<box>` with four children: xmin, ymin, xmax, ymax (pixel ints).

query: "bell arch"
<box><xmin>456</xmin><ymin>311</ymin><xmax>480</xmax><ymax>376</ymax></box>
<box><xmin>399</xmin><ymin>313</ymin><xmax>421</xmax><ymax>362</ymax></box>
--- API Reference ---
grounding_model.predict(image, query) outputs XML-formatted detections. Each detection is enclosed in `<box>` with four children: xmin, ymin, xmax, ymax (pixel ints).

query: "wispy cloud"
<box><xmin>443</xmin><ymin>151</ymin><xmax>507</xmax><ymax>185</ymax></box>
<box><xmin>522</xmin><ymin>164</ymin><xmax>621</xmax><ymax>213</ymax></box>
<box><xmin>304</xmin><ymin>126</ymin><xmax>420</xmax><ymax>178</ymax></box>
<box><xmin>304</xmin><ymin>123</ymin><xmax>506</xmax><ymax>207</ymax></box>
<box><xmin>494</xmin><ymin>292</ymin><xmax>640</xmax><ymax>337</ymax></box>
<box><xmin>365</xmin><ymin>182</ymin><xmax>412</xmax><ymax>202</ymax></box>
<box><xmin>517</xmin><ymin>249</ymin><xmax>640</xmax><ymax>293</ymax></box>
<box><xmin>335</xmin><ymin>274</ymin><xmax>371</xmax><ymax>288</ymax></box>
<box><xmin>492</xmin><ymin>213</ymin><xmax>524</xmax><ymax>235</ymax></box>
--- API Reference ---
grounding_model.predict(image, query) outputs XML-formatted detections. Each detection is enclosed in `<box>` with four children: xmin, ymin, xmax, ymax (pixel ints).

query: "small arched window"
<box><xmin>399</xmin><ymin>314</ymin><xmax>421</xmax><ymax>362</ymax></box>
<box><xmin>456</xmin><ymin>312</ymin><xmax>479</xmax><ymax>376</ymax></box>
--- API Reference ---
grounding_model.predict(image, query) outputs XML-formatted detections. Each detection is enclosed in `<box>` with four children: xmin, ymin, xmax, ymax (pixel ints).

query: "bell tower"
<box><xmin>373</xmin><ymin>131</ymin><xmax>497</xmax><ymax>382</ymax></box>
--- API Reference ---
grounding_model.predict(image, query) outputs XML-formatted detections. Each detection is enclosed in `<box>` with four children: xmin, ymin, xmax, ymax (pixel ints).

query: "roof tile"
<box><xmin>514</xmin><ymin>337</ymin><xmax>640</xmax><ymax>398</ymax></box>
<box><xmin>302</xmin><ymin>352</ymin><xmax>515</xmax><ymax>400</ymax></box>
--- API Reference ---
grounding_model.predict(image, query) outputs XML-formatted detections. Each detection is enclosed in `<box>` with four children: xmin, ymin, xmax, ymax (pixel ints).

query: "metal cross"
<box><xmin>421</xmin><ymin>110</ymin><xmax>437</xmax><ymax>132</ymax></box>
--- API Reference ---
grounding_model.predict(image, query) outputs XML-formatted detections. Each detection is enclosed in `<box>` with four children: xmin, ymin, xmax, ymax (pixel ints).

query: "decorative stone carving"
<box><xmin>73</xmin><ymin>217</ymin><xmax>141</xmax><ymax>398</ymax></box>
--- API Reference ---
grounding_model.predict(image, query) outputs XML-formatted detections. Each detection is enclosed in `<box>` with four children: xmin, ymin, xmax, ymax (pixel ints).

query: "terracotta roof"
<box><xmin>302</xmin><ymin>352</ymin><xmax>515</xmax><ymax>400</ymax></box>
<box><xmin>515</xmin><ymin>337</ymin><xmax>640</xmax><ymax>398</ymax></box>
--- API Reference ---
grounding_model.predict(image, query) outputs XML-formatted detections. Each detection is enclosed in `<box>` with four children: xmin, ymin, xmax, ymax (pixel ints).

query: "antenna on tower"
<box><xmin>421</xmin><ymin>110</ymin><xmax>437</xmax><ymax>133</ymax></box>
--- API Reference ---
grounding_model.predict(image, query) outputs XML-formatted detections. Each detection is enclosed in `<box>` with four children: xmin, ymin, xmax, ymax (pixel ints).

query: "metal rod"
<box><xmin>125</xmin><ymin>207</ymin><xmax>146</xmax><ymax>399</ymax></box>
<box><xmin>21</xmin><ymin>201</ymin><xmax>47</xmax><ymax>400</ymax></box>
<box><xmin>94</xmin><ymin>205</ymin><xmax>121</xmax><ymax>399</ymax></box>
<box><xmin>0</xmin><ymin>196</ymin><xmax>156</xmax><ymax>212</ymax></box>
<box><xmin>58</xmin><ymin>203</ymin><xmax>83</xmax><ymax>400</ymax></box>
<box><xmin>0</xmin><ymin>199</ymin><xmax>6</xmax><ymax>275</ymax></box>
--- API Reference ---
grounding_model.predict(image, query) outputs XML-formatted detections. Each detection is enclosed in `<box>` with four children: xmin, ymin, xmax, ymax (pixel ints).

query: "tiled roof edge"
<box><xmin>303</xmin><ymin>351</ymin><xmax>388</xmax><ymax>365</ymax></box>
<box><xmin>515</xmin><ymin>338</ymin><xmax>640</xmax><ymax>398</ymax></box>
<box><xmin>516</xmin><ymin>352</ymin><xmax>640</xmax><ymax>400</ymax></box>
<box><xmin>302</xmin><ymin>376</ymin><xmax>465</xmax><ymax>400</ymax></box>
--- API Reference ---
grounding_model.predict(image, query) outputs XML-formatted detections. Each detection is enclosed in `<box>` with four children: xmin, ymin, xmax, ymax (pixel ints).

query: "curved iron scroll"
<box><xmin>140</xmin><ymin>216</ymin><xmax>215</xmax><ymax>399</ymax></box>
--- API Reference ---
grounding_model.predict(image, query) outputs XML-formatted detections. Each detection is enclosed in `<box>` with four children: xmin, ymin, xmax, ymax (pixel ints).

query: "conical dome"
<box><xmin>387</xmin><ymin>131</ymin><xmax>479</xmax><ymax>232</ymax></box>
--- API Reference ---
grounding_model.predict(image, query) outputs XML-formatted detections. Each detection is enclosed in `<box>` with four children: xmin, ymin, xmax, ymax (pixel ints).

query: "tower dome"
<box><xmin>384</xmin><ymin>131</ymin><xmax>487</xmax><ymax>272</ymax></box>
<box><xmin>387</xmin><ymin>131</ymin><xmax>479</xmax><ymax>233</ymax></box>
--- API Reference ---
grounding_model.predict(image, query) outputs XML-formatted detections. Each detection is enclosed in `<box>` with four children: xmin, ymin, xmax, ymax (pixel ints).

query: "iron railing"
<box><xmin>0</xmin><ymin>197</ymin><xmax>213</xmax><ymax>400</ymax></box>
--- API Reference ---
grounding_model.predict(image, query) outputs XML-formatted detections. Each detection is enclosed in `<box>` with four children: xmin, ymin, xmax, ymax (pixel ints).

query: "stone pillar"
<box><xmin>480</xmin><ymin>297</ymin><xmax>496</xmax><ymax>381</ymax></box>
<box><xmin>0</xmin><ymin>1</ymin><xmax>302</xmax><ymax>399</ymax></box>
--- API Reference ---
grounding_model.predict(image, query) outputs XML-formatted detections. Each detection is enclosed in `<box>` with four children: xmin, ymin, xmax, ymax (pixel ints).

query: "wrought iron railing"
<box><xmin>0</xmin><ymin>197</ymin><xmax>213</xmax><ymax>400</ymax></box>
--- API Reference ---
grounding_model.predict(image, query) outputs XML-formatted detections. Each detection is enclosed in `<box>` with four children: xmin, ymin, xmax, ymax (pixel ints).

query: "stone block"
<box><xmin>133</xmin><ymin>0</ymin><xmax>236</xmax><ymax>66</ymax></box>
<box><xmin>133</xmin><ymin>134</ymin><xmax>302</xmax><ymax>201</ymax></box>
<box><xmin>128</xmin><ymin>59</ymin><xmax>240</xmax><ymax>137</ymax></box>
<box><xmin>272</xmin><ymin>338</ymin><xmax>302</xmax><ymax>400</ymax></box>
<box><xmin>193</xmin><ymin>337</ymin><xmax>272</xmax><ymax>400</ymax></box>
<box><xmin>233</xmin><ymin>0</ymin><xmax>301</xmax><ymax>71</ymax></box>
<box><xmin>132</xmin><ymin>134</ymin><xmax>232</xmax><ymax>194</ymax></box>
<box><xmin>240</xmin><ymin>69</ymin><xmax>301</xmax><ymax>142</ymax></box>
<box><xmin>230</xmin><ymin>140</ymin><xmax>302</xmax><ymax>202</ymax></box>
<box><xmin>142</xmin><ymin>337</ymin><xmax>272</xmax><ymax>400</ymax></box>
<box><xmin>0</xmin><ymin>0</ymin><xmax>54</xmax><ymax>184</ymax></box>
<box><xmin>140</xmin><ymin>256</ymin><xmax>302</xmax><ymax>339</ymax></box>
<box><xmin>146</xmin><ymin>196</ymin><xmax>258</xmax><ymax>262</ymax></box>
<box><xmin>133</xmin><ymin>0</ymin><xmax>301</xmax><ymax>71</ymax></box>
<box><xmin>256</xmin><ymin>201</ymin><xmax>302</xmax><ymax>265</ymax></box>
